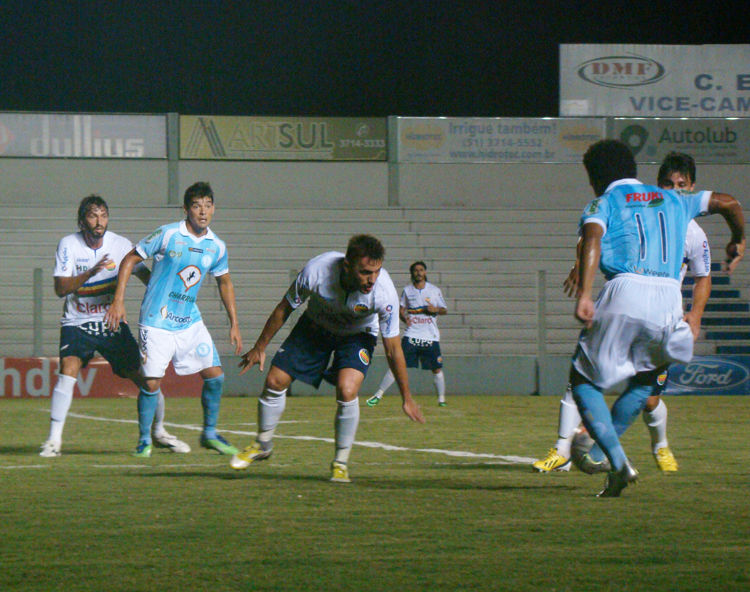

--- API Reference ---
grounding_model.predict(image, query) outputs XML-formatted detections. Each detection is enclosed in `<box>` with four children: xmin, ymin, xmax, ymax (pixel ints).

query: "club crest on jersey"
<box><xmin>354</xmin><ymin>303</ymin><xmax>369</xmax><ymax>314</ymax></box>
<box><xmin>105</xmin><ymin>261</ymin><xmax>116</xmax><ymax>271</ymax></box>
<box><xmin>358</xmin><ymin>349</ymin><xmax>371</xmax><ymax>365</ymax></box>
<box><xmin>178</xmin><ymin>265</ymin><xmax>202</xmax><ymax>290</ymax></box>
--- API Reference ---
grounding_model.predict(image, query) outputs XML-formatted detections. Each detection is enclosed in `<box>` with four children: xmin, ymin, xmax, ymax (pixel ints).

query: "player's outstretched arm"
<box><xmin>382</xmin><ymin>335</ymin><xmax>425</xmax><ymax>424</ymax></box>
<box><xmin>684</xmin><ymin>274</ymin><xmax>711</xmax><ymax>340</ymax></box>
<box><xmin>708</xmin><ymin>192</ymin><xmax>746</xmax><ymax>273</ymax></box>
<box><xmin>104</xmin><ymin>249</ymin><xmax>144</xmax><ymax>331</ymax></box>
<box><xmin>54</xmin><ymin>253</ymin><xmax>112</xmax><ymax>297</ymax></box>
<box><xmin>238</xmin><ymin>298</ymin><xmax>293</xmax><ymax>375</ymax></box>
<box><xmin>216</xmin><ymin>273</ymin><xmax>243</xmax><ymax>355</ymax></box>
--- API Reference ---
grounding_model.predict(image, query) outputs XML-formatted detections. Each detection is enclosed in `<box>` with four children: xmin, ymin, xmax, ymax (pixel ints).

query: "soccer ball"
<box><xmin>570</xmin><ymin>426</ymin><xmax>611</xmax><ymax>475</ymax></box>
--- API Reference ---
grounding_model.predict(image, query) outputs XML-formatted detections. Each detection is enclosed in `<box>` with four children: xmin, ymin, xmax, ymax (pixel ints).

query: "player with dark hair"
<box><xmin>104</xmin><ymin>182</ymin><xmax>242</xmax><ymax>458</ymax></box>
<box><xmin>367</xmin><ymin>260</ymin><xmax>448</xmax><ymax>407</ymax></box>
<box><xmin>230</xmin><ymin>234</ymin><xmax>425</xmax><ymax>482</ymax></box>
<box><xmin>570</xmin><ymin>140</ymin><xmax>744</xmax><ymax>496</ymax></box>
<box><xmin>41</xmin><ymin>195</ymin><xmax>189</xmax><ymax>457</ymax></box>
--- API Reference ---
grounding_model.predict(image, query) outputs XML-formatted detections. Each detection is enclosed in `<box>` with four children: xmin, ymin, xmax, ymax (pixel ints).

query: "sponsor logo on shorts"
<box><xmin>656</xmin><ymin>371</ymin><xmax>668</xmax><ymax>386</ymax></box>
<box><xmin>196</xmin><ymin>342</ymin><xmax>210</xmax><ymax>357</ymax></box>
<box><xmin>178</xmin><ymin>265</ymin><xmax>202</xmax><ymax>290</ymax></box>
<box><xmin>359</xmin><ymin>349</ymin><xmax>370</xmax><ymax>365</ymax></box>
<box><xmin>354</xmin><ymin>303</ymin><xmax>369</xmax><ymax>314</ymax></box>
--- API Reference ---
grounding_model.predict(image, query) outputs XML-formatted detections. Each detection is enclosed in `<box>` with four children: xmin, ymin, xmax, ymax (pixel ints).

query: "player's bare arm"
<box><xmin>238</xmin><ymin>298</ymin><xmax>294</xmax><ymax>375</ymax></box>
<box><xmin>216</xmin><ymin>273</ymin><xmax>243</xmax><ymax>355</ymax></box>
<box><xmin>708</xmin><ymin>192</ymin><xmax>746</xmax><ymax>273</ymax></box>
<box><xmin>54</xmin><ymin>253</ymin><xmax>112</xmax><ymax>297</ymax></box>
<box><xmin>563</xmin><ymin>238</ymin><xmax>583</xmax><ymax>298</ymax></box>
<box><xmin>426</xmin><ymin>303</ymin><xmax>447</xmax><ymax>316</ymax></box>
<box><xmin>684</xmin><ymin>274</ymin><xmax>711</xmax><ymax>340</ymax></box>
<box><xmin>575</xmin><ymin>223</ymin><xmax>603</xmax><ymax>327</ymax></box>
<box><xmin>104</xmin><ymin>248</ymin><xmax>144</xmax><ymax>330</ymax></box>
<box><xmin>382</xmin><ymin>335</ymin><xmax>426</xmax><ymax>423</ymax></box>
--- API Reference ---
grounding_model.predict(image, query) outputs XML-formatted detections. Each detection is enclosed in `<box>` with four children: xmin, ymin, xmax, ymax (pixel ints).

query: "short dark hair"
<box><xmin>184</xmin><ymin>182</ymin><xmax>214</xmax><ymax>208</ymax></box>
<box><xmin>409</xmin><ymin>261</ymin><xmax>427</xmax><ymax>275</ymax></box>
<box><xmin>658</xmin><ymin>151</ymin><xmax>696</xmax><ymax>187</ymax></box>
<box><xmin>345</xmin><ymin>234</ymin><xmax>385</xmax><ymax>263</ymax></box>
<box><xmin>77</xmin><ymin>194</ymin><xmax>108</xmax><ymax>230</ymax></box>
<box><xmin>583</xmin><ymin>140</ymin><xmax>637</xmax><ymax>195</ymax></box>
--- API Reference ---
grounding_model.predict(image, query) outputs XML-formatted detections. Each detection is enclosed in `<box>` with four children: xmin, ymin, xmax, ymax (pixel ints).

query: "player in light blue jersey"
<box><xmin>105</xmin><ymin>182</ymin><xmax>243</xmax><ymax>458</ymax></box>
<box><xmin>570</xmin><ymin>140</ymin><xmax>745</xmax><ymax>497</ymax></box>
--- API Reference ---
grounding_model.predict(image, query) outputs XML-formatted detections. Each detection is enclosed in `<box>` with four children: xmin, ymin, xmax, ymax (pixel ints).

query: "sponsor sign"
<box><xmin>391</xmin><ymin>117</ymin><xmax>605</xmax><ymax>163</ymax></box>
<box><xmin>560</xmin><ymin>44</ymin><xmax>750</xmax><ymax>117</ymax></box>
<box><xmin>664</xmin><ymin>356</ymin><xmax>750</xmax><ymax>396</ymax></box>
<box><xmin>614</xmin><ymin>118</ymin><xmax>750</xmax><ymax>163</ymax></box>
<box><xmin>180</xmin><ymin>116</ymin><xmax>386</xmax><ymax>161</ymax></box>
<box><xmin>0</xmin><ymin>113</ymin><xmax>167</xmax><ymax>158</ymax></box>
<box><xmin>0</xmin><ymin>357</ymin><xmax>200</xmax><ymax>398</ymax></box>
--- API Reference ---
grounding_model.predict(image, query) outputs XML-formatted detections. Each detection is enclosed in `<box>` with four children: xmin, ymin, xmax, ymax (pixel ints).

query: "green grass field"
<box><xmin>2</xmin><ymin>394</ymin><xmax>749</xmax><ymax>592</ymax></box>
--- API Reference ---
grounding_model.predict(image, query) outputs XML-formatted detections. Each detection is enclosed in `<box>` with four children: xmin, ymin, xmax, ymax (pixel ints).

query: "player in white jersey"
<box><xmin>533</xmin><ymin>152</ymin><xmax>712</xmax><ymax>474</ymax></box>
<box><xmin>104</xmin><ymin>182</ymin><xmax>242</xmax><ymax>458</ymax></box>
<box><xmin>40</xmin><ymin>195</ymin><xmax>189</xmax><ymax>457</ymax></box>
<box><xmin>230</xmin><ymin>235</ymin><xmax>425</xmax><ymax>482</ymax></box>
<box><xmin>570</xmin><ymin>140</ymin><xmax>743</xmax><ymax>497</ymax></box>
<box><xmin>366</xmin><ymin>261</ymin><xmax>448</xmax><ymax>407</ymax></box>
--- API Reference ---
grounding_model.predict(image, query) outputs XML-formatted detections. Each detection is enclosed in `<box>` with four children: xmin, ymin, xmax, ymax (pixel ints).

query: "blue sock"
<box><xmin>137</xmin><ymin>388</ymin><xmax>161</xmax><ymax>444</ymax></box>
<box><xmin>201</xmin><ymin>374</ymin><xmax>225</xmax><ymax>440</ymax></box>
<box><xmin>572</xmin><ymin>381</ymin><xmax>628</xmax><ymax>472</ymax></box>
<box><xmin>589</xmin><ymin>382</ymin><xmax>653</xmax><ymax>462</ymax></box>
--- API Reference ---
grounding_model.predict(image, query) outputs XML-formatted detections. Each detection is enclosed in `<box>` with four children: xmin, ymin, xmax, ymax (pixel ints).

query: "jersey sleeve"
<box><xmin>579</xmin><ymin>197</ymin><xmax>609</xmax><ymax>236</ymax></box>
<box><xmin>284</xmin><ymin>266</ymin><xmax>312</xmax><ymax>310</ymax></box>
<box><xmin>433</xmin><ymin>287</ymin><xmax>447</xmax><ymax>309</ymax></box>
<box><xmin>378</xmin><ymin>280</ymin><xmax>401</xmax><ymax>339</ymax></box>
<box><xmin>687</xmin><ymin>224</ymin><xmax>711</xmax><ymax>277</ymax></box>
<box><xmin>209</xmin><ymin>242</ymin><xmax>229</xmax><ymax>277</ymax></box>
<box><xmin>53</xmin><ymin>237</ymin><xmax>74</xmax><ymax>277</ymax></box>
<box><xmin>135</xmin><ymin>226</ymin><xmax>166</xmax><ymax>260</ymax></box>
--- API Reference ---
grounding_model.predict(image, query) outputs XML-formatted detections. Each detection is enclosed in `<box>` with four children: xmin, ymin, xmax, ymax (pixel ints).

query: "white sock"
<box><xmin>48</xmin><ymin>374</ymin><xmax>77</xmax><ymax>442</ymax></box>
<box><xmin>257</xmin><ymin>387</ymin><xmax>287</xmax><ymax>448</ymax></box>
<box><xmin>152</xmin><ymin>391</ymin><xmax>167</xmax><ymax>437</ymax></box>
<box><xmin>377</xmin><ymin>369</ymin><xmax>396</xmax><ymax>396</ymax></box>
<box><xmin>433</xmin><ymin>371</ymin><xmax>445</xmax><ymax>403</ymax></box>
<box><xmin>555</xmin><ymin>385</ymin><xmax>581</xmax><ymax>458</ymax></box>
<box><xmin>643</xmin><ymin>399</ymin><xmax>669</xmax><ymax>452</ymax></box>
<box><xmin>334</xmin><ymin>398</ymin><xmax>360</xmax><ymax>464</ymax></box>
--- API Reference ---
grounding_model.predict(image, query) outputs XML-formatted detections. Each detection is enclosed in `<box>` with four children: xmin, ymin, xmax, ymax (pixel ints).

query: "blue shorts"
<box><xmin>59</xmin><ymin>322</ymin><xmax>139</xmax><ymax>378</ymax></box>
<box><xmin>271</xmin><ymin>314</ymin><xmax>377</xmax><ymax>388</ymax></box>
<box><xmin>402</xmin><ymin>336</ymin><xmax>443</xmax><ymax>370</ymax></box>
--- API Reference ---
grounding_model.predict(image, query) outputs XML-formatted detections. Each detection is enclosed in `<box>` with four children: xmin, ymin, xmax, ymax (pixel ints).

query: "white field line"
<box><xmin>33</xmin><ymin>410</ymin><xmax>538</xmax><ymax>465</ymax></box>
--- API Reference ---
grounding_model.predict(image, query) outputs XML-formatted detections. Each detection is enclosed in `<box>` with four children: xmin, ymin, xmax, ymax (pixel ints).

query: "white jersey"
<box><xmin>285</xmin><ymin>251</ymin><xmax>400</xmax><ymax>338</ymax></box>
<box><xmin>680</xmin><ymin>219</ymin><xmax>711</xmax><ymax>284</ymax></box>
<box><xmin>53</xmin><ymin>231</ymin><xmax>144</xmax><ymax>326</ymax></box>
<box><xmin>401</xmin><ymin>281</ymin><xmax>446</xmax><ymax>342</ymax></box>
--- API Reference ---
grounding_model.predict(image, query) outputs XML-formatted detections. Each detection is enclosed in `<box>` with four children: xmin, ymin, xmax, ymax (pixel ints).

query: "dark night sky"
<box><xmin>2</xmin><ymin>1</ymin><xmax>747</xmax><ymax>118</ymax></box>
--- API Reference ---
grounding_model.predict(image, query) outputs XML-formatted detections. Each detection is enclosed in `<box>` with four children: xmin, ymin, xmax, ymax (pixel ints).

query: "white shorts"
<box><xmin>138</xmin><ymin>321</ymin><xmax>221</xmax><ymax>378</ymax></box>
<box><xmin>572</xmin><ymin>274</ymin><xmax>693</xmax><ymax>390</ymax></box>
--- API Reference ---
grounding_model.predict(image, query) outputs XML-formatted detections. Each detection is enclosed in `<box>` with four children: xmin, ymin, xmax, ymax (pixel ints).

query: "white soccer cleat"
<box><xmin>40</xmin><ymin>440</ymin><xmax>62</xmax><ymax>457</ymax></box>
<box><xmin>152</xmin><ymin>431</ymin><xmax>191</xmax><ymax>453</ymax></box>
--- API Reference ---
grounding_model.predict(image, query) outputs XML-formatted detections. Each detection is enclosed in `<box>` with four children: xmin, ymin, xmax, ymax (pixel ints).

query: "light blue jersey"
<box><xmin>580</xmin><ymin>178</ymin><xmax>711</xmax><ymax>281</ymax></box>
<box><xmin>135</xmin><ymin>220</ymin><xmax>228</xmax><ymax>331</ymax></box>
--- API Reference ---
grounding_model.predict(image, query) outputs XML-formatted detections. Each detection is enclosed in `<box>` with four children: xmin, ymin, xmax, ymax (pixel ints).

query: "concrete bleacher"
<box><xmin>2</xmin><ymin>204</ymin><xmax>748</xmax><ymax>360</ymax></box>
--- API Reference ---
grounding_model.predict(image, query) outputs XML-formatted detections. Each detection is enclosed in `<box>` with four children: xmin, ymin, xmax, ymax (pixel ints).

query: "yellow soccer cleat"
<box><xmin>532</xmin><ymin>448</ymin><xmax>571</xmax><ymax>472</ymax></box>
<box><xmin>330</xmin><ymin>461</ymin><xmax>351</xmax><ymax>483</ymax></box>
<box><xmin>229</xmin><ymin>442</ymin><xmax>272</xmax><ymax>470</ymax></box>
<box><xmin>654</xmin><ymin>447</ymin><xmax>678</xmax><ymax>472</ymax></box>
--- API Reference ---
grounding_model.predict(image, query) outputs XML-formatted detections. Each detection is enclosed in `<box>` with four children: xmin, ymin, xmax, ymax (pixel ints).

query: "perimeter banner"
<box><xmin>0</xmin><ymin>358</ymin><xmax>201</xmax><ymax>398</ymax></box>
<box><xmin>560</xmin><ymin>44</ymin><xmax>750</xmax><ymax>117</ymax></box>
<box><xmin>664</xmin><ymin>356</ymin><xmax>750</xmax><ymax>396</ymax></box>
<box><xmin>614</xmin><ymin>118</ymin><xmax>750</xmax><ymax>163</ymax></box>
<box><xmin>0</xmin><ymin>113</ymin><xmax>167</xmax><ymax>158</ymax></box>
<box><xmin>180</xmin><ymin>116</ymin><xmax>386</xmax><ymax>160</ymax></box>
<box><xmin>391</xmin><ymin>117</ymin><xmax>605</xmax><ymax>163</ymax></box>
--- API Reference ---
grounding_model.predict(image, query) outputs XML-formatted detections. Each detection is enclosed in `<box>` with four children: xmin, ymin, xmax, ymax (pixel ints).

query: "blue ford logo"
<box><xmin>671</xmin><ymin>358</ymin><xmax>749</xmax><ymax>392</ymax></box>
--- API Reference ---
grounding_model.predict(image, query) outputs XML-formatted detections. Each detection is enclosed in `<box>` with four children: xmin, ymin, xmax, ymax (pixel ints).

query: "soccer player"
<box><xmin>40</xmin><ymin>195</ymin><xmax>189</xmax><ymax>457</ymax></box>
<box><xmin>533</xmin><ymin>151</ymin><xmax>712</xmax><ymax>474</ymax></box>
<box><xmin>570</xmin><ymin>140</ymin><xmax>743</xmax><ymax>497</ymax></box>
<box><xmin>104</xmin><ymin>182</ymin><xmax>242</xmax><ymax>457</ymax></box>
<box><xmin>230</xmin><ymin>234</ymin><xmax>425</xmax><ymax>482</ymax></box>
<box><xmin>366</xmin><ymin>261</ymin><xmax>448</xmax><ymax>407</ymax></box>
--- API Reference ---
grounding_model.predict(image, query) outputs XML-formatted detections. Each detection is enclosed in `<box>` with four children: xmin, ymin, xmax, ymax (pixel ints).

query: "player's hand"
<box><xmin>575</xmin><ymin>296</ymin><xmax>595</xmax><ymax>328</ymax></box>
<box><xmin>402</xmin><ymin>398</ymin><xmax>426</xmax><ymax>424</ymax></box>
<box><xmin>725</xmin><ymin>238</ymin><xmax>746</xmax><ymax>274</ymax></box>
<box><xmin>89</xmin><ymin>254</ymin><xmax>112</xmax><ymax>278</ymax></box>
<box><xmin>104</xmin><ymin>300</ymin><xmax>126</xmax><ymax>331</ymax></box>
<box><xmin>563</xmin><ymin>264</ymin><xmax>580</xmax><ymax>298</ymax></box>
<box><xmin>684</xmin><ymin>311</ymin><xmax>701</xmax><ymax>341</ymax></box>
<box><xmin>229</xmin><ymin>325</ymin><xmax>243</xmax><ymax>355</ymax></box>
<box><xmin>405</xmin><ymin>316</ymin><xmax>413</xmax><ymax>327</ymax></box>
<box><xmin>238</xmin><ymin>346</ymin><xmax>265</xmax><ymax>375</ymax></box>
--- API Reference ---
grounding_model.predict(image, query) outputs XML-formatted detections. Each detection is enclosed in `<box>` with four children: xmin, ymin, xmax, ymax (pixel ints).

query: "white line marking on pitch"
<box><xmin>46</xmin><ymin>410</ymin><xmax>537</xmax><ymax>464</ymax></box>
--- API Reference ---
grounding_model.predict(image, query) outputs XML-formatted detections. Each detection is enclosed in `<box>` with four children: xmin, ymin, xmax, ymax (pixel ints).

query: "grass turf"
<box><xmin>2</xmin><ymin>394</ymin><xmax>749</xmax><ymax>592</ymax></box>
